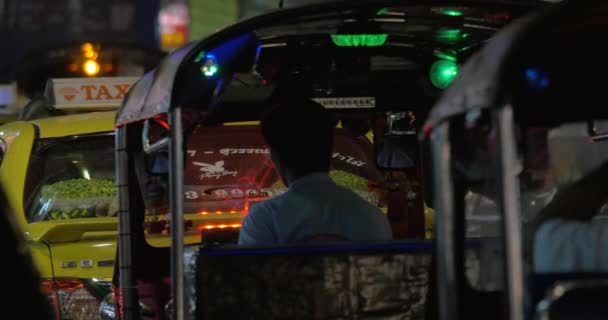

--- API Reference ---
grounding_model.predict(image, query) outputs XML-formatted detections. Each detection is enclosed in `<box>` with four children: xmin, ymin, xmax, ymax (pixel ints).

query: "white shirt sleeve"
<box><xmin>238</xmin><ymin>203</ymin><xmax>277</xmax><ymax>245</ymax></box>
<box><xmin>534</xmin><ymin>219</ymin><xmax>608</xmax><ymax>273</ymax></box>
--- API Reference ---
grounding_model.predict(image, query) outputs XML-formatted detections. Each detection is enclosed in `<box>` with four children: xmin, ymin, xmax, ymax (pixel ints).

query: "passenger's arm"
<box><xmin>238</xmin><ymin>204</ymin><xmax>277</xmax><ymax>245</ymax></box>
<box><xmin>534</xmin><ymin>219</ymin><xmax>608</xmax><ymax>272</ymax></box>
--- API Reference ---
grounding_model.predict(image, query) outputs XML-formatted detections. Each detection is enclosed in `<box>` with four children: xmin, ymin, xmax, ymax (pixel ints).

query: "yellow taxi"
<box><xmin>0</xmin><ymin>77</ymin><xmax>136</xmax><ymax>319</ymax></box>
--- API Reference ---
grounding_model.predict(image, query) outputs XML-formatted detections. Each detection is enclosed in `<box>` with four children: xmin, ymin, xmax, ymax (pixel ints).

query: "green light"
<box><xmin>441</xmin><ymin>9</ymin><xmax>463</xmax><ymax>16</ymax></box>
<box><xmin>331</xmin><ymin>34</ymin><xmax>388</xmax><ymax>47</ymax></box>
<box><xmin>201</xmin><ymin>55</ymin><xmax>219</xmax><ymax>77</ymax></box>
<box><xmin>436</xmin><ymin>29</ymin><xmax>470</xmax><ymax>45</ymax></box>
<box><xmin>433</xmin><ymin>50</ymin><xmax>457</xmax><ymax>62</ymax></box>
<box><xmin>376</xmin><ymin>8</ymin><xmax>389</xmax><ymax>15</ymax></box>
<box><xmin>194</xmin><ymin>51</ymin><xmax>206</xmax><ymax>63</ymax></box>
<box><xmin>430</xmin><ymin>60</ymin><xmax>458</xmax><ymax>89</ymax></box>
<box><xmin>202</xmin><ymin>64</ymin><xmax>218</xmax><ymax>77</ymax></box>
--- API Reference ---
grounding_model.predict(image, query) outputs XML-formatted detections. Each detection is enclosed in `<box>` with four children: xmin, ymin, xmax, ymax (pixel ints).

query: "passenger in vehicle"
<box><xmin>531</xmin><ymin>160</ymin><xmax>608</xmax><ymax>272</ymax></box>
<box><xmin>238</xmin><ymin>99</ymin><xmax>392</xmax><ymax>245</ymax></box>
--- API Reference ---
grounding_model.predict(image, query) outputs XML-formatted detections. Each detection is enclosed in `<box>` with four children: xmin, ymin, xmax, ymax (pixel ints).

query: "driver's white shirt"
<box><xmin>534</xmin><ymin>219</ymin><xmax>608</xmax><ymax>272</ymax></box>
<box><xmin>238</xmin><ymin>173</ymin><xmax>392</xmax><ymax>245</ymax></box>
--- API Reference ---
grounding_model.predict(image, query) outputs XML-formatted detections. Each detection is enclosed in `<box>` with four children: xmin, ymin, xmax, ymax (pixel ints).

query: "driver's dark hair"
<box><xmin>261</xmin><ymin>98</ymin><xmax>334</xmax><ymax>177</ymax></box>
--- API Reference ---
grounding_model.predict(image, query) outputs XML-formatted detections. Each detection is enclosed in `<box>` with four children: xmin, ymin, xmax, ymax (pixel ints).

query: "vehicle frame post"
<box><xmin>493</xmin><ymin>104</ymin><xmax>524</xmax><ymax>320</ymax></box>
<box><xmin>169</xmin><ymin>106</ymin><xmax>186</xmax><ymax>320</ymax></box>
<box><xmin>116</xmin><ymin>126</ymin><xmax>137</xmax><ymax>319</ymax></box>
<box><xmin>430</xmin><ymin>122</ymin><xmax>459</xmax><ymax>320</ymax></box>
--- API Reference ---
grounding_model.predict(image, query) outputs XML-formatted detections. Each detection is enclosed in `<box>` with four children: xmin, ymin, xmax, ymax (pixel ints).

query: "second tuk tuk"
<box><xmin>424</xmin><ymin>0</ymin><xmax>608</xmax><ymax>319</ymax></box>
<box><xmin>112</xmin><ymin>0</ymin><xmax>549</xmax><ymax>319</ymax></box>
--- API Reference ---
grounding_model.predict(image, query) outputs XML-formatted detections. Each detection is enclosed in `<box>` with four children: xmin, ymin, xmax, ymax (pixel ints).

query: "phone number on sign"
<box><xmin>184</xmin><ymin>188</ymin><xmax>286</xmax><ymax>200</ymax></box>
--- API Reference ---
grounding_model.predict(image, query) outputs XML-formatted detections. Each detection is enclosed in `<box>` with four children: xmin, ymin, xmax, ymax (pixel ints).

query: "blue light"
<box><xmin>525</xmin><ymin>67</ymin><xmax>549</xmax><ymax>90</ymax></box>
<box><xmin>201</xmin><ymin>54</ymin><xmax>219</xmax><ymax>77</ymax></box>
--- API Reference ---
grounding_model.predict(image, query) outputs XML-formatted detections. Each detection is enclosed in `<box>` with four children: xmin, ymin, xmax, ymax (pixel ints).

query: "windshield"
<box><xmin>25</xmin><ymin>134</ymin><xmax>116</xmax><ymax>222</ymax></box>
<box><xmin>144</xmin><ymin>124</ymin><xmax>385</xmax><ymax>217</ymax></box>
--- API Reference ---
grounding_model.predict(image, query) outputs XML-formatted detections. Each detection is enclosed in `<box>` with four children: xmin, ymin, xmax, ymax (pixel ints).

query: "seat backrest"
<box><xmin>194</xmin><ymin>240</ymin><xmax>490</xmax><ymax>320</ymax></box>
<box><xmin>526</xmin><ymin>273</ymin><xmax>608</xmax><ymax>320</ymax></box>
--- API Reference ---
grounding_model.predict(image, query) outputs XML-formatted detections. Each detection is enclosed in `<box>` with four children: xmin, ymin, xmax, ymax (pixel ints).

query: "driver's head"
<box><xmin>261</xmin><ymin>98</ymin><xmax>334</xmax><ymax>184</ymax></box>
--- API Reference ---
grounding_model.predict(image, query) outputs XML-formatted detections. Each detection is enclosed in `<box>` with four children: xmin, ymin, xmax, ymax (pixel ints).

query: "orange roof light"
<box><xmin>83</xmin><ymin>60</ymin><xmax>100</xmax><ymax>76</ymax></box>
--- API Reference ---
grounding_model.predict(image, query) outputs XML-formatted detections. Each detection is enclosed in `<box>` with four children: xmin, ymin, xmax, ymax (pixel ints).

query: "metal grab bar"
<box><xmin>142</xmin><ymin>119</ymin><xmax>169</xmax><ymax>154</ymax></box>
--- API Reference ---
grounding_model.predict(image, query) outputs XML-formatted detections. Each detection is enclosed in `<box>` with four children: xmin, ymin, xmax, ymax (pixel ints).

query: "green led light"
<box><xmin>430</xmin><ymin>60</ymin><xmax>458</xmax><ymax>89</ymax></box>
<box><xmin>376</xmin><ymin>8</ymin><xmax>389</xmax><ymax>15</ymax></box>
<box><xmin>441</xmin><ymin>9</ymin><xmax>463</xmax><ymax>16</ymax></box>
<box><xmin>331</xmin><ymin>34</ymin><xmax>388</xmax><ymax>47</ymax></box>
<box><xmin>202</xmin><ymin>64</ymin><xmax>218</xmax><ymax>77</ymax></box>
<box><xmin>436</xmin><ymin>29</ymin><xmax>470</xmax><ymax>45</ymax></box>
<box><xmin>433</xmin><ymin>50</ymin><xmax>457</xmax><ymax>62</ymax></box>
<box><xmin>194</xmin><ymin>51</ymin><xmax>206</xmax><ymax>63</ymax></box>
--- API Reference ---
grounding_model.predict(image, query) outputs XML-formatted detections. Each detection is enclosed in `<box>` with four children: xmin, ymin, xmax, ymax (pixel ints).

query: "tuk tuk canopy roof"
<box><xmin>424</xmin><ymin>0</ymin><xmax>608</xmax><ymax>130</ymax></box>
<box><xmin>115</xmin><ymin>0</ymin><xmax>550</xmax><ymax>128</ymax></box>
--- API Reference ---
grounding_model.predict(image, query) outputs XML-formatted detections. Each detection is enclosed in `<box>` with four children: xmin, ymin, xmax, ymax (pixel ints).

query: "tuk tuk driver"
<box><xmin>530</xmin><ymin>132</ymin><xmax>608</xmax><ymax>272</ymax></box>
<box><xmin>238</xmin><ymin>98</ymin><xmax>392</xmax><ymax>245</ymax></box>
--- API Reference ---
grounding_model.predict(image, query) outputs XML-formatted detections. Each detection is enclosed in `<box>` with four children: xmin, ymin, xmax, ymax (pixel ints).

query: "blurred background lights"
<box><xmin>430</xmin><ymin>59</ymin><xmax>459</xmax><ymax>89</ymax></box>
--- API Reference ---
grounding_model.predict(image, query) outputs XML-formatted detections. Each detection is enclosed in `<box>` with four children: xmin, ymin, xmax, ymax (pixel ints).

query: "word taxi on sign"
<box><xmin>45</xmin><ymin>77</ymin><xmax>139</xmax><ymax>110</ymax></box>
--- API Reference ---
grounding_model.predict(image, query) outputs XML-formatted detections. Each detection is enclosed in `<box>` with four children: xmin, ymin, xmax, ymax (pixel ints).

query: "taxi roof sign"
<box><xmin>45</xmin><ymin>77</ymin><xmax>138</xmax><ymax>110</ymax></box>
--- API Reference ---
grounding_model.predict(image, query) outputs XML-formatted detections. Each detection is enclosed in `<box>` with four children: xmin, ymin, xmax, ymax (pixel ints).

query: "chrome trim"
<box><xmin>494</xmin><ymin>105</ymin><xmax>524</xmax><ymax>320</ymax></box>
<box><xmin>97</xmin><ymin>260</ymin><xmax>114</xmax><ymax>267</ymax></box>
<box><xmin>431</xmin><ymin>122</ymin><xmax>459</xmax><ymax>320</ymax></box>
<box><xmin>169</xmin><ymin>107</ymin><xmax>186</xmax><ymax>320</ymax></box>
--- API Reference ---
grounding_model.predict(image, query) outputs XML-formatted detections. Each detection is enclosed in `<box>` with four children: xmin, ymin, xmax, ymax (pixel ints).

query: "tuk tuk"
<box><xmin>112</xmin><ymin>1</ymin><xmax>549</xmax><ymax>319</ymax></box>
<box><xmin>423</xmin><ymin>0</ymin><xmax>608</xmax><ymax>319</ymax></box>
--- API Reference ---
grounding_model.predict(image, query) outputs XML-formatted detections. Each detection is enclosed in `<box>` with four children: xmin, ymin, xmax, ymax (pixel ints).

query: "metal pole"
<box><xmin>116</xmin><ymin>127</ymin><xmax>137</xmax><ymax>320</ymax></box>
<box><xmin>430</xmin><ymin>122</ymin><xmax>459</xmax><ymax>320</ymax></box>
<box><xmin>494</xmin><ymin>105</ymin><xmax>524</xmax><ymax>320</ymax></box>
<box><xmin>169</xmin><ymin>107</ymin><xmax>185</xmax><ymax>320</ymax></box>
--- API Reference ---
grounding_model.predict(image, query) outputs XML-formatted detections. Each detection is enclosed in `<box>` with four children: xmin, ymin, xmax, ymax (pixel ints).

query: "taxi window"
<box><xmin>24</xmin><ymin>134</ymin><xmax>115</xmax><ymax>222</ymax></box>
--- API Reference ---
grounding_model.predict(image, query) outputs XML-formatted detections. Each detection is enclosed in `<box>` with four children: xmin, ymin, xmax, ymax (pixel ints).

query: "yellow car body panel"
<box><xmin>0</xmin><ymin>121</ymin><xmax>36</xmax><ymax>229</ymax></box>
<box><xmin>0</xmin><ymin>112</ymin><xmax>116</xmax><ymax>280</ymax></box>
<box><xmin>30</xmin><ymin>111</ymin><xmax>115</xmax><ymax>138</ymax></box>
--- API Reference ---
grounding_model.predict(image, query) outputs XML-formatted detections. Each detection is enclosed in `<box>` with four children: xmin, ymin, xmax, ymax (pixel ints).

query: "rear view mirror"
<box><xmin>376</xmin><ymin>134</ymin><xmax>419</xmax><ymax>169</ymax></box>
<box><xmin>375</xmin><ymin>112</ymin><xmax>419</xmax><ymax>170</ymax></box>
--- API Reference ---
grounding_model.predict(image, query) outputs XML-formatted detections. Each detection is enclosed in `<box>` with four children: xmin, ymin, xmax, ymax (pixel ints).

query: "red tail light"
<box><xmin>41</xmin><ymin>278</ymin><xmax>105</xmax><ymax>320</ymax></box>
